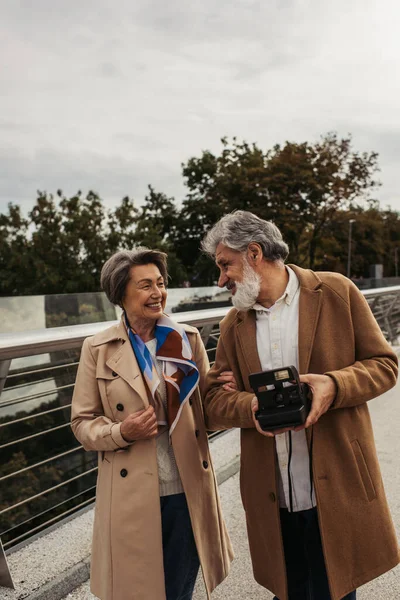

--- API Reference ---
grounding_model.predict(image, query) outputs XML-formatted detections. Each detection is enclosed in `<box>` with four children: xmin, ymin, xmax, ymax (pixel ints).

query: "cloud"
<box><xmin>0</xmin><ymin>0</ymin><xmax>399</xmax><ymax>216</ymax></box>
<box><xmin>97</xmin><ymin>62</ymin><xmax>122</xmax><ymax>79</ymax></box>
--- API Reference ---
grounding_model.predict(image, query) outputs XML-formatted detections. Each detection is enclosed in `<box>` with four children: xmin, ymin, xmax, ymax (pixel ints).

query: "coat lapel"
<box><xmin>236</xmin><ymin>265</ymin><xmax>324</xmax><ymax>378</ymax></box>
<box><xmin>236</xmin><ymin>310</ymin><xmax>262</xmax><ymax>380</ymax></box>
<box><xmin>288</xmin><ymin>265</ymin><xmax>323</xmax><ymax>375</ymax></box>
<box><xmin>104</xmin><ymin>321</ymin><xmax>150</xmax><ymax>408</ymax></box>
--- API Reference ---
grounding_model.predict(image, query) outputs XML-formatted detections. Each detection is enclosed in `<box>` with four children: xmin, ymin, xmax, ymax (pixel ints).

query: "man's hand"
<box><xmin>251</xmin><ymin>373</ymin><xmax>337</xmax><ymax>437</ymax></box>
<box><xmin>251</xmin><ymin>396</ymin><xmax>295</xmax><ymax>437</ymax></box>
<box><xmin>217</xmin><ymin>371</ymin><xmax>238</xmax><ymax>392</ymax></box>
<box><xmin>298</xmin><ymin>373</ymin><xmax>337</xmax><ymax>429</ymax></box>
<box><xmin>120</xmin><ymin>405</ymin><xmax>158</xmax><ymax>442</ymax></box>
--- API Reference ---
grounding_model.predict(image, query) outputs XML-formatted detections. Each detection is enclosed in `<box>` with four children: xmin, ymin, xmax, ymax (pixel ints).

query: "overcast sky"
<box><xmin>1</xmin><ymin>0</ymin><xmax>399</xmax><ymax>216</ymax></box>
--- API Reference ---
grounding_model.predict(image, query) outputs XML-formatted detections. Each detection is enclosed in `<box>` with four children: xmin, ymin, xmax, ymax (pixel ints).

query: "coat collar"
<box><xmin>91</xmin><ymin>319</ymin><xmax>128</xmax><ymax>346</ymax></box>
<box><xmin>90</xmin><ymin>316</ymin><xmax>199</xmax><ymax>347</ymax></box>
<box><xmin>91</xmin><ymin>319</ymin><xmax>150</xmax><ymax>408</ymax></box>
<box><xmin>252</xmin><ymin>265</ymin><xmax>299</xmax><ymax>312</ymax></box>
<box><xmin>89</xmin><ymin>317</ymin><xmax>200</xmax><ymax>410</ymax></box>
<box><xmin>234</xmin><ymin>264</ymin><xmax>323</xmax><ymax>375</ymax></box>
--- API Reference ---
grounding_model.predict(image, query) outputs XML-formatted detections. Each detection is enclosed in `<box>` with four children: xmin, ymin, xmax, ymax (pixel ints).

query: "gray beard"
<box><xmin>232</xmin><ymin>260</ymin><xmax>261</xmax><ymax>311</ymax></box>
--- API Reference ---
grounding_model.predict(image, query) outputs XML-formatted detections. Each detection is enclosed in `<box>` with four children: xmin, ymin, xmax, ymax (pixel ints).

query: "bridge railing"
<box><xmin>0</xmin><ymin>287</ymin><xmax>399</xmax><ymax>551</ymax></box>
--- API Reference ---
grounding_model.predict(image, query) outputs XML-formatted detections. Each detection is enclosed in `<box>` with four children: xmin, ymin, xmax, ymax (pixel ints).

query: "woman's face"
<box><xmin>122</xmin><ymin>263</ymin><xmax>167</xmax><ymax>324</ymax></box>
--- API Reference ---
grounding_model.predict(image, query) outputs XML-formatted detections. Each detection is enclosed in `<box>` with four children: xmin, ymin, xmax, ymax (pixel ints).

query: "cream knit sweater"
<box><xmin>145</xmin><ymin>339</ymin><xmax>184</xmax><ymax>497</ymax></box>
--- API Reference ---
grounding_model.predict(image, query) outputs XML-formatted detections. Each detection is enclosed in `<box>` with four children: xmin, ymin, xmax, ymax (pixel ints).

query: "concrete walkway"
<box><xmin>65</xmin><ymin>378</ymin><xmax>400</xmax><ymax>600</ymax></box>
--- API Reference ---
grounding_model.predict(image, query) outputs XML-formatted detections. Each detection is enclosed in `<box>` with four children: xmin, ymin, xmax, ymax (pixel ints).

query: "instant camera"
<box><xmin>249</xmin><ymin>366</ymin><xmax>311</xmax><ymax>431</ymax></box>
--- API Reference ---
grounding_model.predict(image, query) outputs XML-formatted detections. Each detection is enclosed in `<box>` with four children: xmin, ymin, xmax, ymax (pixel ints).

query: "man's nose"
<box><xmin>218</xmin><ymin>272</ymin><xmax>228</xmax><ymax>288</ymax></box>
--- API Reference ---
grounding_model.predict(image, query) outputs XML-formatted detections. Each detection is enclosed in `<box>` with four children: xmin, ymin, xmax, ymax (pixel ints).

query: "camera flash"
<box><xmin>275</xmin><ymin>369</ymin><xmax>289</xmax><ymax>381</ymax></box>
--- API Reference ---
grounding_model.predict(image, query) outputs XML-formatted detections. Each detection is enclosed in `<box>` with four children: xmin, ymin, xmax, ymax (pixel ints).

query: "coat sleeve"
<box><xmin>71</xmin><ymin>338</ymin><xmax>130</xmax><ymax>451</ymax></box>
<box><xmin>203</xmin><ymin>332</ymin><xmax>255</xmax><ymax>431</ymax></box>
<box><xmin>326</xmin><ymin>283</ymin><xmax>398</xmax><ymax>409</ymax></box>
<box><xmin>192</xmin><ymin>330</ymin><xmax>210</xmax><ymax>398</ymax></box>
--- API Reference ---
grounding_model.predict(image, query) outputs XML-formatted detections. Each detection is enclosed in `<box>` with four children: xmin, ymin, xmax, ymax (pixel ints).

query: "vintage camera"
<box><xmin>249</xmin><ymin>366</ymin><xmax>311</xmax><ymax>431</ymax></box>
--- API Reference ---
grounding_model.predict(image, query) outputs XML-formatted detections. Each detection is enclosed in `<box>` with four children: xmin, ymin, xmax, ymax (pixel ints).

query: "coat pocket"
<box><xmin>351</xmin><ymin>439</ymin><xmax>376</xmax><ymax>502</ymax></box>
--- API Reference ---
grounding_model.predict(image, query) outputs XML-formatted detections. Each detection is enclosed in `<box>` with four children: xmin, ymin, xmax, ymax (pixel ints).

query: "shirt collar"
<box><xmin>253</xmin><ymin>266</ymin><xmax>299</xmax><ymax>312</ymax></box>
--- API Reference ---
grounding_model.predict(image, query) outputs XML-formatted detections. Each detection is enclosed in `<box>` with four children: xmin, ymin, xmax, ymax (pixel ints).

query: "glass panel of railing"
<box><xmin>0</xmin><ymin>288</ymin><xmax>230</xmax><ymax>334</ymax></box>
<box><xmin>0</xmin><ymin>347</ymin><xmax>97</xmax><ymax>549</ymax></box>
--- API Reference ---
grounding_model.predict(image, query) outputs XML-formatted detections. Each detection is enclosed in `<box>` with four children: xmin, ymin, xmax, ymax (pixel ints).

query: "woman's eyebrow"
<box><xmin>136</xmin><ymin>277</ymin><xmax>164</xmax><ymax>284</ymax></box>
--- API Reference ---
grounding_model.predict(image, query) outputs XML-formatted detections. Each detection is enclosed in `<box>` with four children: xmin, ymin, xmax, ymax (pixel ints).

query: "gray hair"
<box><xmin>201</xmin><ymin>210</ymin><xmax>289</xmax><ymax>262</ymax></box>
<box><xmin>100</xmin><ymin>247</ymin><xmax>168</xmax><ymax>307</ymax></box>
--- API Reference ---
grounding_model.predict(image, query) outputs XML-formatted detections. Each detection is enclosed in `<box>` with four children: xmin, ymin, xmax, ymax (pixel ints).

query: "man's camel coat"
<box><xmin>71</xmin><ymin>322</ymin><xmax>233</xmax><ymax>600</ymax></box>
<box><xmin>204</xmin><ymin>265</ymin><xmax>399</xmax><ymax>600</ymax></box>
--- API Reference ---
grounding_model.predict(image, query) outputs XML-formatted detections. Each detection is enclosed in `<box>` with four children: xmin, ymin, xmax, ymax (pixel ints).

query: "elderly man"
<box><xmin>202</xmin><ymin>210</ymin><xmax>399</xmax><ymax>600</ymax></box>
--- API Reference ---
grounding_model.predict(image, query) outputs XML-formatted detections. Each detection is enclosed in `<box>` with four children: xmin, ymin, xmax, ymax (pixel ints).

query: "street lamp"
<box><xmin>347</xmin><ymin>219</ymin><xmax>356</xmax><ymax>279</ymax></box>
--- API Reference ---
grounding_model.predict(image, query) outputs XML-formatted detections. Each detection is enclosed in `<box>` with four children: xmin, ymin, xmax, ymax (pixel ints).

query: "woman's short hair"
<box><xmin>101</xmin><ymin>247</ymin><xmax>168</xmax><ymax>307</ymax></box>
<box><xmin>201</xmin><ymin>210</ymin><xmax>289</xmax><ymax>262</ymax></box>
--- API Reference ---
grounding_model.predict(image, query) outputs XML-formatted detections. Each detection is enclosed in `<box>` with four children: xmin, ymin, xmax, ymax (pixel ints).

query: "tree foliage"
<box><xmin>0</xmin><ymin>133</ymin><xmax>398</xmax><ymax>296</ymax></box>
<box><xmin>179</xmin><ymin>133</ymin><xmax>383</xmax><ymax>274</ymax></box>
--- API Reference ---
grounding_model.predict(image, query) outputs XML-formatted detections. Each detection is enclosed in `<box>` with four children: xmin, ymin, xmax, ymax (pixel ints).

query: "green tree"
<box><xmin>381</xmin><ymin>208</ymin><xmax>400</xmax><ymax>277</ymax></box>
<box><xmin>0</xmin><ymin>191</ymin><xmax>141</xmax><ymax>296</ymax></box>
<box><xmin>266</xmin><ymin>133</ymin><xmax>380</xmax><ymax>268</ymax></box>
<box><xmin>0</xmin><ymin>134</ymin><xmax>394</xmax><ymax>294</ymax></box>
<box><xmin>134</xmin><ymin>186</ymin><xmax>187</xmax><ymax>286</ymax></box>
<box><xmin>0</xmin><ymin>204</ymin><xmax>30</xmax><ymax>295</ymax></box>
<box><xmin>179</xmin><ymin>134</ymin><xmax>381</xmax><ymax>275</ymax></box>
<box><xmin>106</xmin><ymin>195</ymin><xmax>138</xmax><ymax>254</ymax></box>
<box><xmin>177</xmin><ymin>139</ymin><xmax>272</xmax><ymax>282</ymax></box>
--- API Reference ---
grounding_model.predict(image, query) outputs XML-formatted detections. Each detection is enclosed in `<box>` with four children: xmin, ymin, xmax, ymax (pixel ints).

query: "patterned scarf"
<box><xmin>124</xmin><ymin>313</ymin><xmax>199</xmax><ymax>436</ymax></box>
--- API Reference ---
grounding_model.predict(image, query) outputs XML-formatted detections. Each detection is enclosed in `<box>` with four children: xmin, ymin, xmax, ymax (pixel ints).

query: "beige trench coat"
<box><xmin>71</xmin><ymin>321</ymin><xmax>233</xmax><ymax>600</ymax></box>
<box><xmin>204</xmin><ymin>265</ymin><xmax>399</xmax><ymax>600</ymax></box>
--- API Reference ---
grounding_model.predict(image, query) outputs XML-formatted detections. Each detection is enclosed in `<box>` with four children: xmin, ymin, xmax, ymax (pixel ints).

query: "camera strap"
<box><xmin>309</xmin><ymin>428</ymin><xmax>314</xmax><ymax>506</ymax></box>
<box><xmin>288</xmin><ymin>431</ymin><xmax>294</xmax><ymax>513</ymax></box>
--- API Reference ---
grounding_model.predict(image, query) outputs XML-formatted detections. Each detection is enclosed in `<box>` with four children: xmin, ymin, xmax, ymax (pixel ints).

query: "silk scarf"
<box><xmin>124</xmin><ymin>313</ymin><xmax>199</xmax><ymax>435</ymax></box>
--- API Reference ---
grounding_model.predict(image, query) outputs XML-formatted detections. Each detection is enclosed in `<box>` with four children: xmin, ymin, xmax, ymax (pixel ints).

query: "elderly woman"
<box><xmin>71</xmin><ymin>248</ymin><xmax>234</xmax><ymax>600</ymax></box>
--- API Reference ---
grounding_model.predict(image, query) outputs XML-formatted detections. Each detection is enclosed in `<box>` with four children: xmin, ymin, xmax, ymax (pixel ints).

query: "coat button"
<box><xmin>269</xmin><ymin>492</ymin><xmax>276</xmax><ymax>502</ymax></box>
<box><xmin>120</xmin><ymin>469</ymin><xmax>128</xmax><ymax>478</ymax></box>
<box><xmin>112</xmin><ymin>371</ymin><xmax>118</xmax><ymax>377</ymax></box>
<box><xmin>195</xmin><ymin>429</ymin><xmax>199</xmax><ymax>438</ymax></box>
<box><xmin>116</xmin><ymin>403</ymin><xmax>124</xmax><ymax>411</ymax></box>
<box><xmin>202</xmin><ymin>460</ymin><xmax>208</xmax><ymax>469</ymax></box>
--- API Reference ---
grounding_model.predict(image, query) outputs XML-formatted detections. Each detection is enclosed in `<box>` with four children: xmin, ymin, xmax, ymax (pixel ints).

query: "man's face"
<box><xmin>215</xmin><ymin>243</ymin><xmax>244</xmax><ymax>294</ymax></box>
<box><xmin>215</xmin><ymin>243</ymin><xmax>261</xmax><ymax>310</ymax></box>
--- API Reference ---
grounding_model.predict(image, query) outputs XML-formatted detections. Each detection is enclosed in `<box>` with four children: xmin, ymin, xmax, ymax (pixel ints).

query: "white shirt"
<box><xmin>254</xmin><ymin>266</ymin><xmax>316</xmax><ymax>512</ymax></box>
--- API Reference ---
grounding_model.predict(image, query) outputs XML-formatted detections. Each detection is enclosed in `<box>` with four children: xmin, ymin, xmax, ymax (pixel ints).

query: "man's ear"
<box><xmin>247</xmin><ymin>243</ymin><xmax>262</xmax><ymax>264</ymax></box>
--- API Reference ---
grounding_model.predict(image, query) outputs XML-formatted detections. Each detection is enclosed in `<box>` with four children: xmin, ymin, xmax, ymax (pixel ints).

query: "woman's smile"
<box><xmin>146</xmin><ymin>301</ymin><xmax>163</xmax><ymax>310</ymax></box>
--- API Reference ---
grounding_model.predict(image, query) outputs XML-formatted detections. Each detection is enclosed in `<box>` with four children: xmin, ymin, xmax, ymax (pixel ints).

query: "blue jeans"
<box><xmin>160</xmin><ymin>493</ymin><xmax>200</xmax><ymax>600</ymax></box>
<box><xmin>274</xmin><ymin>508</ymin><xmax>356</xmax><ymax>600</ymax></box>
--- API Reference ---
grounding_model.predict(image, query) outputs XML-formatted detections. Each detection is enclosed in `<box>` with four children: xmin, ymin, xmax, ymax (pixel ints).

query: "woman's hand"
<box><xmin>120</xmin><ymin>405</ymin><xmax>158</xmax><ymax>442</ymax></box>
<box><xmin>217</xmin><ymin>371</ymin><xmax>238</xmax><ymax>392</ymax></box>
